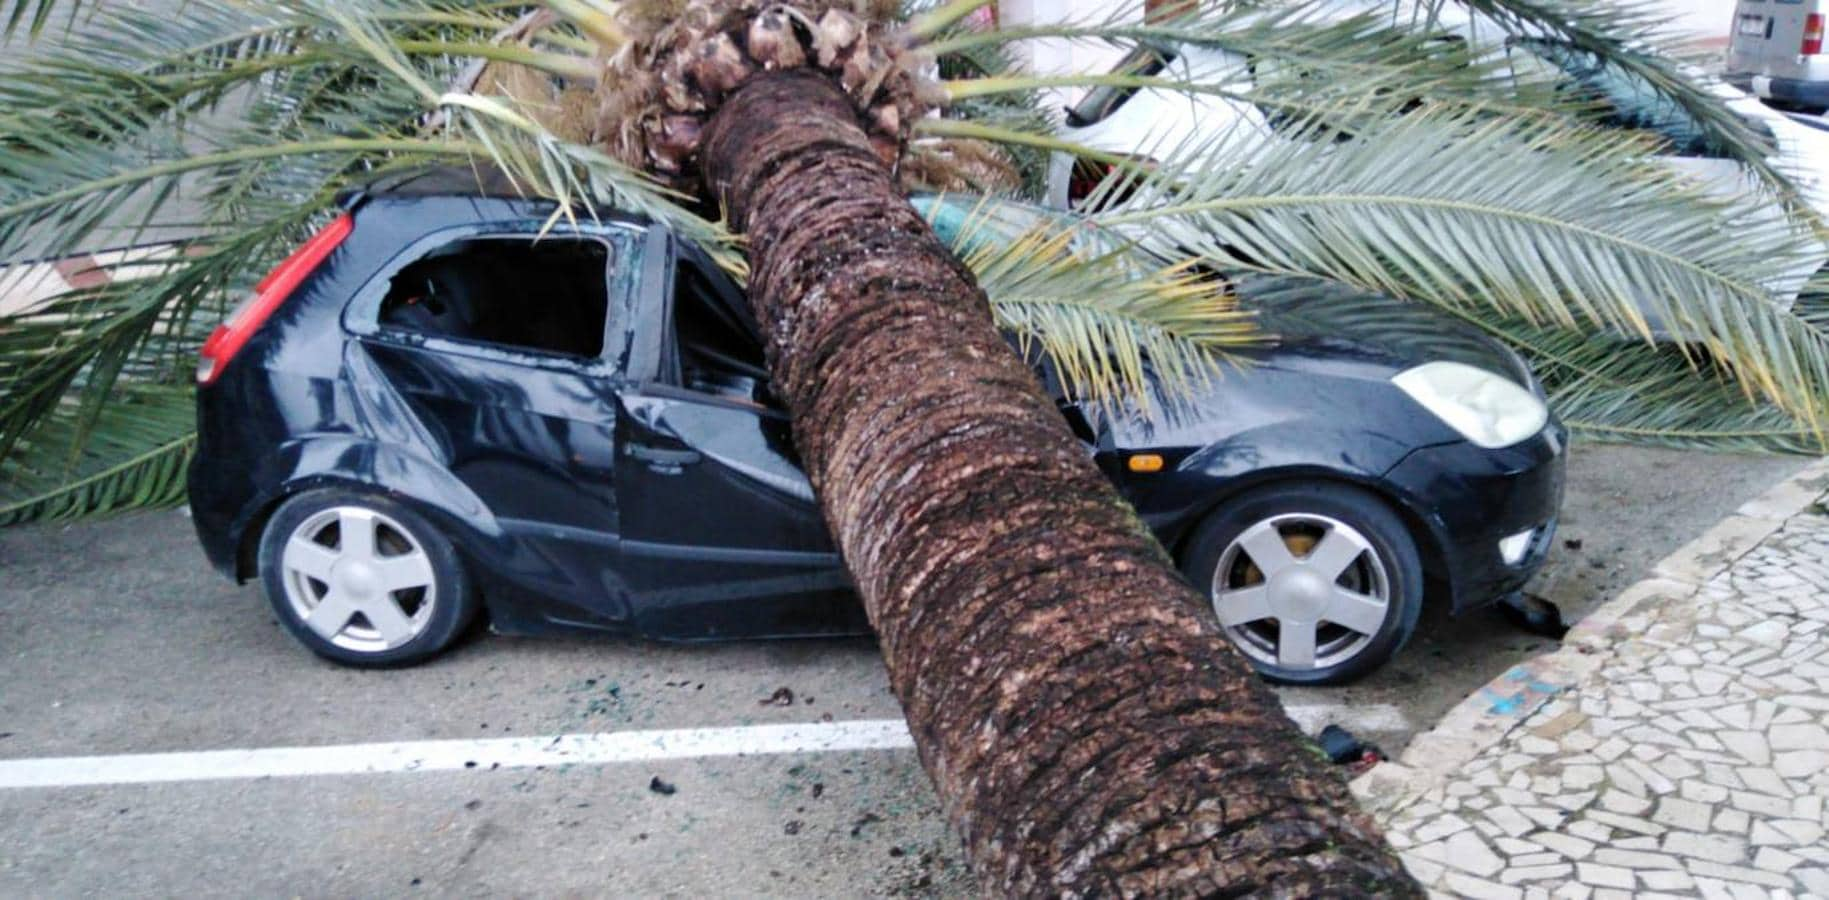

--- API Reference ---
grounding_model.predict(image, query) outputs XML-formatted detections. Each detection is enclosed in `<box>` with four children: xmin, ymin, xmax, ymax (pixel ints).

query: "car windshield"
<box><xmin>1066</xmin><ymin>45</ymin><xmax>1175</xmax><ymax>127</ymax></box>
<box><xmin>1512</xmin><ymin>37</ymin><xmax>1721</xmax><ymax>157</ymax></box>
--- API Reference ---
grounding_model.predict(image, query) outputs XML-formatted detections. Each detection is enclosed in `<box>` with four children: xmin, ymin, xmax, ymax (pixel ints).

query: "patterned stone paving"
<box><xmin>1378</xmin><ymin>513</ymin><xmax>1829</xmax><ymax>899</ymax></box>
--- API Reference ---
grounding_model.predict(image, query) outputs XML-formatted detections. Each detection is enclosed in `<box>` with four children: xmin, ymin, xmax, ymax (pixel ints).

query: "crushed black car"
<box><xmin>188</xmin><ymin>170</ymin><xmax>1565</xmax><ymax>684</ymax></box>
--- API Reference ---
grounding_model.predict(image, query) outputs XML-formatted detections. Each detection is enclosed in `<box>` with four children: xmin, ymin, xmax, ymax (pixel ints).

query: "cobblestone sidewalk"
<box><xmin>1373</xmin><ymin>497</ymin><xmax>1829</xmax><ymax>897</ymax></box>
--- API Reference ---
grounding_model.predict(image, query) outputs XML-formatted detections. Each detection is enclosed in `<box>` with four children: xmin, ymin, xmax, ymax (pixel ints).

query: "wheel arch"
<box><xmin>228</xmin><ymin>437</ymin><xmax>502</xmax><ymax>581</ymax></box>
<box><xmin>233</xmin><ymin>474</ymin><xmax>423</xmax><ymax>581</ymax></box>
<box><xmin>1166</xmin><ymin>466</ymin><xmax>1453</xmax><ymax>610</ymax></box>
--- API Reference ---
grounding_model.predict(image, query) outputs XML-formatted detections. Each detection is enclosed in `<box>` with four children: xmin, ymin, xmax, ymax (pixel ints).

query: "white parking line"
<box><xmin>0</xmin><ymin>720</ymin><xmax>917</xmax><ymax>790</ymax></box>
<box><xmin>0</xmin><ymin>704</ymin><xmax>1405</xmax><ymax>789</ymax></box>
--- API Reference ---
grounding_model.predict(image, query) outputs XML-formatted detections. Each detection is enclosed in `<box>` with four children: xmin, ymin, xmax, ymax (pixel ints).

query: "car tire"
<box><xmin>1181</xmin><ymin>481</ymin><xmax>1423</xmax><ymax>686</ymax></box>
<box><xmin>257</xmin><ymin>488</ymin><xmax>477</xmax><ymax>668</ymax></box>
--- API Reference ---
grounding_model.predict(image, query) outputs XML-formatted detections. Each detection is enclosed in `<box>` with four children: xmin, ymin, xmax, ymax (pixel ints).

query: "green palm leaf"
<box><xmin>1449</xmin><ymin>0</ymin><xmax>1798</xmax><ymax>202</ymax></box>
<box><xmin>1254</xmin><ymin>273</ymin><xmax>1829</xmax><ymax>454</ymax></box>
<box><xmin>0</xmin><ymin>384</ymin><xmax>195</xmax><ymax>525</ymax></box>
<box><xmin>4</xmin><ymin>0</ymin><xmax>1829</xmax><ymax>531</ymax></box>
<box><xmin>919</xmin><ymin>195</ymin><xmax>1258</xmax><ymax>414</ymax></box>
<box><xmin>1080</xmin><ymin>104</ymin><xmax>1829</xmax><ymax>427</ymax></box>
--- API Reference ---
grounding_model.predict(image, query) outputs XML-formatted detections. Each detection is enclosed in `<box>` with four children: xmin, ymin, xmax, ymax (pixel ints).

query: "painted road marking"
<box><xmin>0</xmin><ymin>704</ymin><xmax>1405</xmax><ymax>790</ymax></box>
<box><xmin>0</xmin><ymin>721</ymin><xmax>917</xmax><ymax>790</ymax></box>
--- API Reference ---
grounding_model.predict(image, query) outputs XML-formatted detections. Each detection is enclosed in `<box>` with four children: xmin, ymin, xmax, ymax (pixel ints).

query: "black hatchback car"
<box><xmin>188</xmin><ymin>171</ymin><xmax>1565</xmax><ymax>684</ymax></box>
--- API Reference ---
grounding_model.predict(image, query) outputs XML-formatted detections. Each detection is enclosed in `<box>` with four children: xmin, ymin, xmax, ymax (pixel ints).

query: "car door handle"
<box><xmin>626</xmin><ymin>444</ymin><xmax>702</xmax><ymax>467</ymax></box>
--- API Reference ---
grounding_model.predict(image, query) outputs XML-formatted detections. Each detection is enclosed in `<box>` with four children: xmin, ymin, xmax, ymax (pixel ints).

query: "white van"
<box><xmin>1727</xmin><ymin>0</ymin><xmax>1829</xmax><ymax>113</ymax></box>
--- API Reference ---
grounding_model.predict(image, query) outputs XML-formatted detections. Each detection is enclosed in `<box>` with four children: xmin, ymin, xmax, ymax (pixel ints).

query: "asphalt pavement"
<box><xmin>0</xmin><ymin>443</ymin><xmax>1809</xmax><ymax>896</ymax></box>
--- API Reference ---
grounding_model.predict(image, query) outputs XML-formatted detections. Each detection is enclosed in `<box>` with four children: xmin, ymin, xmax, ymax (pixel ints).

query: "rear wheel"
<box><xmin>1182</xmin><ymin>482</ymin><xmax>1423</xmax><ymax>685</ymax></box>
<box><xmin>257</xmin><ymin>489</ymin><xmax>477</xmax><ymax>667</ymax></box>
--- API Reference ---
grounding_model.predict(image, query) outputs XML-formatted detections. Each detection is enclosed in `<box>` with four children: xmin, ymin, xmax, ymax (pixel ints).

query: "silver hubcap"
<box><xmin>1211</xmin><ymin>512</ymin><xmax>1391</xmax><ymax>671</ymax></box>
<box><xmin>281</xmin><ymin>506</ymin><xmax>437</xmax><ymax>653</ymax></box>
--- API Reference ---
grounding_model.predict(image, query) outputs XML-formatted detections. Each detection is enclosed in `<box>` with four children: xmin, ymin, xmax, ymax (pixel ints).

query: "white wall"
<box><xmin>1661</xmin><ymin>0</ymin><xmax>1733</xmax><ymax>46</ymax></box>
<box><xmin>998</xmin><ymin>0</ymin><xmax>1135</xmax><ymax>77</ymax></box>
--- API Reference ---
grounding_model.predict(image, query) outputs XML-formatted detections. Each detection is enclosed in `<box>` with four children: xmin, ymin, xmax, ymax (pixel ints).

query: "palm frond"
<box><xmin>918</xmin><ymin>195</ymin><xmax>1259</xmax><ymax>416</ymax></box>
<box><xmin>1078</xmin><ymin>104</ymin><xmax>1829</xmax><ymax>429</ymax></box>
<box><xmin>0</xmin><ymin>384</ymin><xmax>195</xmax><ymax>525</ymax></box>
<box><xmin>1232</xmin><ymin>271</ymin><xmax>1829</xmax><ymax>455</ymax></box>
<box><xmin>928</xmin><ymin>0</ymin><xmax>1576</xmax><ymax>120</ymax></box>
<box><xmin>1553</xmin><ymin>373</ymin><xmax>1829</xmax><ymax>455</ymax></box>
<box><xmin>2</xmin><ymin>0</ymin><xmax>79</xmax><ymax>40</ymax></box>
<box><xmin>0</xmin><ymin>1</ymin><xmax>516</xmax><ymax>524</ymax></box>
<box><xmin>924</xmin><ymin>14</ymin><xmax>1055</xmax><ymax>197</ymax></box>
<box><xmin>1446</xmin><ymin>0</ymin><xmax>1797</xmax><ymax>202</ymax></box>
<box><xmin>1458</xmin><ymin>302</ymin><xmax>1829</xmax><ymax>454</ymax></box>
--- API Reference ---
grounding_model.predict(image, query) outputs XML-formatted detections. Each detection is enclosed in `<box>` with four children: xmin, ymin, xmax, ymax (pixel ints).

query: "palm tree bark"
<box><xmin>700</xmin><ymin>70</ymin><xmax>1418</xmax><ymax>896</ymax></box>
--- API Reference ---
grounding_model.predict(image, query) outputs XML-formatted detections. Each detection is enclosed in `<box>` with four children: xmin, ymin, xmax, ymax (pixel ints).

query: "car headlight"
<box><xmin>1393</xmin><ymin>361</ymin><xmax>1549</xmax><ymax>449</ymax></box>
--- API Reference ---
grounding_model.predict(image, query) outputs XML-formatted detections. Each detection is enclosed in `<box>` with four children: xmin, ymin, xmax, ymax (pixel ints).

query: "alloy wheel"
<box><xmin>279</xmin><ymin>505</ymin><xmax>438</xmax><ymax>653</ymax></box>
<box><xmin>1210</xmin><ymin>512</ymin><xmax>1392</xmax><ymax>671</ymax></box>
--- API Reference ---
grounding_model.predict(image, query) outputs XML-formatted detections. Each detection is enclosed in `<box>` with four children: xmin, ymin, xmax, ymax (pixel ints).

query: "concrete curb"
<box><xmin>1350</xmin><ymin>456</ymin><xmax>1829</xmax><ymax>812</ymax></box>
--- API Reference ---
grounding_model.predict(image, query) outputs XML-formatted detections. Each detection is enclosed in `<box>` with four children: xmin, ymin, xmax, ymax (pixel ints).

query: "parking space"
<box><xmin>0</xmin><ymin>511</ymin><xmax>970</xmax><ymax>896</ymax></box>
<box><xmin>2</xmin><ymin>753</ymin><xmax>966</xmax><ymax>896</ymax></box>
<box><xmin>0</xmin><ymin>444</ymin><xmax>1809</xmax><ymax>895</ymax></box>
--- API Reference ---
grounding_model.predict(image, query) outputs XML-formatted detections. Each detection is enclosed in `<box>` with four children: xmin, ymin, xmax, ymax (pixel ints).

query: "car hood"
<box><xmin>1234</xmin><ymin>276</ymin><xmax>1537</xmax><ymax>389</ymax></box>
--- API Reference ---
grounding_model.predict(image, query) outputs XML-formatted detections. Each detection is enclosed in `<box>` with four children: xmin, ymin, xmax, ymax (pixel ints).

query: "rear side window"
<box><xmin>378</xmin><ymin>237</ymin><xmax>610</xmax><ymax>358</ymax></box>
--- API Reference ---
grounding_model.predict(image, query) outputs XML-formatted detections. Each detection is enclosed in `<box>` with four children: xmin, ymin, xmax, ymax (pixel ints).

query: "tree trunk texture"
<box><xmin>700</xmin><ymin>70</ymin><xmax>1418</xmax><ymax>897</ymax></box>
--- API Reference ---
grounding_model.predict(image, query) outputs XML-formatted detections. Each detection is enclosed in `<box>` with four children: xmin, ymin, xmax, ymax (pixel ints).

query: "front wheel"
<box><xmin>1181</xmin><ymin>482</ymin><xmax>1424</xmax><ymax>686</ymax></box>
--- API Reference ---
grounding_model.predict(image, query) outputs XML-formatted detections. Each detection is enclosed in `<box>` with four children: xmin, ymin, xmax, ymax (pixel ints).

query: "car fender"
<box><xmin>1127</xmin><ymin>413</ymin><xmax>1446</xmax><ymax>553</ymax></box>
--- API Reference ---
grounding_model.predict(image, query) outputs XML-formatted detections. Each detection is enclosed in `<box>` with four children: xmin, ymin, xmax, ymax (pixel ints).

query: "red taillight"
<box><xmin>197</xmin><ymin>212</ymin><xmax>353</xmax><ymax>386</ymax></box>
<box><xmin>1805</xmin><ymin>13</ymin><xmax>1824</xmax><ymax>55</ymax></box>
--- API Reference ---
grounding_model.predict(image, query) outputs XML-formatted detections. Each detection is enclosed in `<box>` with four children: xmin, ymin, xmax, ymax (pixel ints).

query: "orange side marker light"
<box><xmin>1127</xmin><ymin>454</ymin><xmax>1165</xmax><ymax>473</ymax></box>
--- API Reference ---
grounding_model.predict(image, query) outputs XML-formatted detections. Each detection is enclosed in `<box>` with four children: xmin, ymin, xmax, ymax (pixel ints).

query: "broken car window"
<box><xmin>672</xmin><ymin>258</ymin><xmax>771</xmax><ymax>400</ymax></box>
<box><xmin>378</xmin><ymin>237</ymin><xmax>611</xmax><ymax>358</ymax></box>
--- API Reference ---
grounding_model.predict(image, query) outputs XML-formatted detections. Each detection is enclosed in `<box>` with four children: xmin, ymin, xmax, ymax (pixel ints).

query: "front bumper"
<box><xmin>1729</xmin><ymin>72</ymin><xmax>1829</xmax><ymax>109</ymax></box>
<box><xmin>1382</xmin><ymin>419</ymin><xmax>1568</xmax><ymax>614</ymax></box>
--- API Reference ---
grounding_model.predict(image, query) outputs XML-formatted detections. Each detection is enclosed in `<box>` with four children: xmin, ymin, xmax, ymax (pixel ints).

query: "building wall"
<box><xmin>1663</xmin><ymin>0</ymin><xmax>1733</xmax><ymax>47</ymax></box>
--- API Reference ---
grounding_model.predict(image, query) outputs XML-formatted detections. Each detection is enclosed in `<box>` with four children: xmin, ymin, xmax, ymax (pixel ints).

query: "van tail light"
<box><xmin>197</xmin><ymin>212</ymin><xmax>352</xmax><ymax>386</ymax></box>
<box><xmin>1805</xmin><ymin>14</ymin><xmax>1824</xmax><ymax>56</ymax></box>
